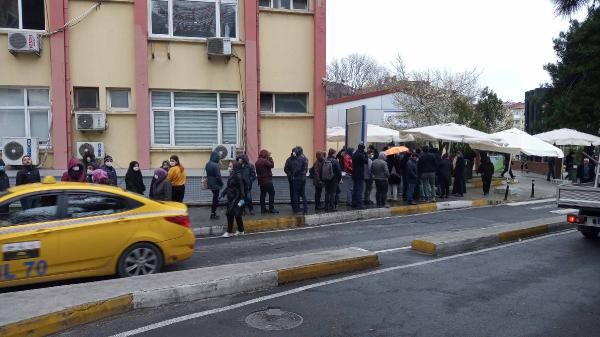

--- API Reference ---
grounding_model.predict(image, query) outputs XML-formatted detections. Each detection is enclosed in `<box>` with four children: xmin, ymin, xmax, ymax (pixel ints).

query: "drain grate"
<box><xmin>245</xmin><ymin>308</ymin><xmax>303</xmax><ymax>331</ymax></box>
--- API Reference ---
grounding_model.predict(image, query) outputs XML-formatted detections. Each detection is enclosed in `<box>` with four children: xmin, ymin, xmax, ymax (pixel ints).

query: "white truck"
<box><xmin>557</xmin><ymin>155</ymin><xmax>600</xmax><ymax>239</ymax></box>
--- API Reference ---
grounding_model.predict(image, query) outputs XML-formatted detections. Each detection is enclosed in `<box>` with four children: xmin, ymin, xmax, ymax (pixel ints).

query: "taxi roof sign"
<box><xmin>42</xmin><ymin>176</ymin><xmax>57</xmax><ymax>184</ymax></box>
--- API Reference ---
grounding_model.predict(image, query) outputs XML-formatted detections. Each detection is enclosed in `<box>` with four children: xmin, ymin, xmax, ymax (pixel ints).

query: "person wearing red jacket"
<box><xmin>61</xmin><ymin>158</ymin><xmax>86</xmax><ymax>182</ymax></box>
<box><xmin>255</xmin><ymin>149</ymin><xmax>279</xmax><ymax>214</ymax></box>
<box><xmin>343</xmin><ymin>147</ymin><xmax>354</xmax><ymax>206</ymax></box>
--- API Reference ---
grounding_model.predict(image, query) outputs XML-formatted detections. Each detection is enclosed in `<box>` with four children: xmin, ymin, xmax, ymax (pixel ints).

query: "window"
<box><xmin>151</xmin><ymin>91</ymin><xmax>239</xmax><ymax>147</ymax></box>
<box><xmin>107</xmin><ymin>88</ymin><xmax>131</xmax><ymax>112</ymax></box>
<box><xmin>150</xmin><ymin>0</ymin><xmax>238</xmax><ymax>39</ymax></box>
<box><xmin>259</xmin><ymin>0</ymin><xmax>308</xmax><ymax>10</ymax></box>
<box><xmin>0</xmin><ymin>0</ymin><xmax>45</xmax><ymax>30</ymax></box>
<box><xmin>0</xmin><ymin>193</ymin><xmax>59</xmax><ymax>228</ymax></box>
<box><xmin>66</xmin><ymin>193</ymin><xmax>140</xmax><ymax>219</ymax></box>
<box><xmin>0</xmin><ymin>88</ymin><xmax>50</xmax><ymax>144</ymax></box>
<box><xmin>260</xmin><ymin>93</ymin><xmax>308</xmax><ymax>113</ymax></box>
<box><xmin>74</xmin><ymin>87</ymin><xmax>99</xmax><ymax>111</ymax></box>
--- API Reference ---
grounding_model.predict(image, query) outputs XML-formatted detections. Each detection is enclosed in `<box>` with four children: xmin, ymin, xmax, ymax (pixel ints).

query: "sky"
<box><xmin>326</xmin><ymin>0</ymin><xmax>588</xmax><ymax>102</ymax></box>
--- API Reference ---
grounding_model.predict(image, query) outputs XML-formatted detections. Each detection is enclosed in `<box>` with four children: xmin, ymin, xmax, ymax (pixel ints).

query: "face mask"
<box><xmin>105</xmin><ymin>162</ymin><xmax>113</xmax><ymax>168</ymax></box>
<box><xmin>133</xmin><ymin>167</ymin><xmax>140</xmax><ymax>172</ymax></box>
<box><xmin>87</xmin><ymin>170</ymin><xmax>93</xmax><ymax>175</ymax></box>
<box><xmin>154</xmin><ymin>175</ymin><xmax>159</xmax><ymax>179</ymax></box>
<box><xmin>72</xmin><ymin>166</ymin><xmax>80</xmax><ymax>172</ymax></box>
<box><xmin>292</xmin><ymin>152</ymin><xmax>297</xmax><ymax>157</ymax></box>
<box><xmin>0</xmin><ymin>165</ymin><xmax>4</xmax><ymax>172</ymax></box>
<box><xmin>86</xmin><ymin>157</ymin><xmax>92</xmax><ymax>162</ymax></box>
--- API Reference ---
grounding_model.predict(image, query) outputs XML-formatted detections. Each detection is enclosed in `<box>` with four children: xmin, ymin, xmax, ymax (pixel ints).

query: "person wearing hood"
<box><xmin>150</xmin><ymin>168</ymin><xmax>171</xmax><ymax>201</ymax></box>
<box><xmin>91</xmin><ymin>169</ymin><xmax>109</xmax><ymax>184</ymax></box>
<box><xmin>221</xmin><ymin>162</ymin><xmax>246</xmax><ymax>238</ymax></box>
<box><xmin>324</xmin><ymin>149</ymin><xmax>342</xmax><ymax>211</ymax></box>
<box><xmin>351</xmin><ymin>143</ymin><xmax>368</xmax><ymax>209</ymax></box>
<box><xmin>371</xmin><ymin>152</ymin><xmax>390</xmax><ymax>207</ymax></box>
<box><xmin>85</xmin><ymin>164</ymin><xmax>95</xmax><ymax>182</ymax></box>
<box><xmin>167</xmin><ymin>155</ymin><xmax>186</xmax><ymax>202</ymax></box>
<box><xmin>149</xmin><ymin>161</ymin><xmax>170</xmax><ymax>198</ymax></box>
<box><xmin>437</xmin><ymin>154</ymin><xmax>452</xmax><ymax>199</ymax></box>
<box><xmin>101</xmin><ymin>155</ymin><xmax>118</xmax><ymax>186</ymax></box>
<box><xmin>255</xmin><ymin>149</ymin><xmax>278</xmax><ymax>214</ymax></box>
<box><xmin>206</xmin><ymin>151</ymin><xmax>224</xmax><ymax>219</ymax></box>
<box><xmin>452</xmin><ymin>151</ymin><xmax>466</xmax><ymax>197</ymax></box>
<box><xmin>125</xmin><ymin>161</ymin><xmax>146</xmax><ymax>195</ymax></box>
<box><xmin>61</xmin><ymin>158</ymin><xmax>86</xmax><ymax>182</ymax></box>
<box><xmin>290</xmin><ymin>146</ymin><xmax>309</xmax><ymax>214</ymax></box>
<box><xmin>477</xmin><ymin>156</ymin><xmax>495</xmax><ymax>196</ymax></box>
<box><xmin>284</xmin><ymin>148</ymin><xmax>295</xmax><ymax>203</ymax></box>
<box><xmin>237</xmin><ymin>154</ymin><xmax>256</xmax><ymax>215</ymax></box>
<box><xmin>81</xmin><ymin>151</ymin><xmax>98</xmax><ymax>169</ymax></box>
<box><xmin>0</xmin><ymin>159</ymin><xmax>9</xmax><ymax>192</ymax></box>
<box><xmin>406</xmin><ymin>153</ymin><xmax>419</xmax><ymax>205</ymax></box>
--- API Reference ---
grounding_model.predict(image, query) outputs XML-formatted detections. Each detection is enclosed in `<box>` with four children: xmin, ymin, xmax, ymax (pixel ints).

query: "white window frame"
<box><xmin>0</xmin><ymin>0</ymin><xmax>46</xmax><ymax>32</ymax></box>
<box><xmin>148</xmin><ymin>0</ymin><xmax>239</xmax><ymax>41</ymax></box>
<box><xmin>150</xmin><ymin>91</ymin><xmax>240</xmax><ymax>148</ymax></box>
<box><xmin>107</xmin><ymin>88</ymin><xmax>131</xmax><ymax>112</ymax></box>
<box><xmin>260</xmin><ymin>92</ymin><xmax>309</xmax><ymax>114</ymax></box>
<box><xmin>0</xmin><ymin>87</ymin><xmax>51</xmax><ymax>147</ymax></box>
<box><xmin>259</xmin><ymin>0</ymin><xmax>309</xmax><ymax>11</ymax></box>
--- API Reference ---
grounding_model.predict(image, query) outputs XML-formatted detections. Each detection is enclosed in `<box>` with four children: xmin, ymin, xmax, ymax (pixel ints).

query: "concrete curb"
<box><xmin>194</xmin><ymin>199</ymin><xmax>501</xmax><ymax>237</ymax></box>
<box><xmin>0</xmin><ymin>249</ymin><xmax>379</xmax><ymax>337</ymax></box>
<box><xmin>410</xmin><ymin>216</ymin><xmax>574</xmax><ymax>256</ymax></box>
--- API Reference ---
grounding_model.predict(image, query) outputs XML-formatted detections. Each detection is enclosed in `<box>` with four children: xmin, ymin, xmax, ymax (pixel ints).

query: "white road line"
<box><xmin>110</xmin><ymin>230</ymin><xmax>576</xmax><ymax>337</ymax></box>
<box><xmin>195</xmin><ymin>204</ymin><xmax>498</xmax><ymax>242</ymax></box>
<box><xmin>507</xmin><ymin>198</ymin><xmax>555</xmax><ymax>206</ymax></box>
<box><xmin>530</xmin><ymin>205</ymin><xmax>555</xmax><ymax>210</ymax></box>
<box><xmin>550</xmin><ymin>208</ymin><xmax>577</xmax><ymax>214</ymax></box>
<box><xmin>374</xmin><ymin>246</ymin><xmax>412</xmax><ymax>254</ymax></box>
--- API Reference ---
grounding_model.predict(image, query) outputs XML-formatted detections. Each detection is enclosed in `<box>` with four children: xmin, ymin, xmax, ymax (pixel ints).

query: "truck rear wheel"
<box><xmin>578</xmin><ymin>226</ymin><xmax>599</xmax><ymax>240</ymax></box>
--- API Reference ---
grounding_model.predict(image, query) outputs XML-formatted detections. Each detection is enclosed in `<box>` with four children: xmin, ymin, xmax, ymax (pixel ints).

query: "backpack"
<box><xmin>321</xmin><ymin>159</ymin><xmax>335</xmax><ymax>181</ymax></box>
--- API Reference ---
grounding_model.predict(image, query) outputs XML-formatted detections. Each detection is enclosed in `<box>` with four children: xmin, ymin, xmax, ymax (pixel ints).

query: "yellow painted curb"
<box><xmin>389</xmin><ymin>205</ymin><xmax>410</xmax><ymax>216</ymax></box>
<box><xmin>411</xmin><ymin>239</ymin><xmax>437</xmax><ymax>255</ymax></box>
<box><xmin>277</xmin><ymin>255</ymin><xmax>380</xmax><ymax>284</ymax></box>
<box><xmin>417</xmin><ymin>203</ymin><xmax>437</xmax><ymax>212</ymax></box>
<box><xmin>0</xmin><ymin>294</ymin><xmax>133</xmax><ymax>337</ymax></box>
<box><xmin>471</xmin><ymin>199</ymin><xmax>490</xmax><ymax>207</ymax></box>
<box><xmin>498</xmin><ymin>225</ymin><xmax>549</xmax><ymax>243</ymax></box>
<box><xmin>245</xmin><ymin>216</ymin><xmax>304</xmax><ymax>233</ymax></box>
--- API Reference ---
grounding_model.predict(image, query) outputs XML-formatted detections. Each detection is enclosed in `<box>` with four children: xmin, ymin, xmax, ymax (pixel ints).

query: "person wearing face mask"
<box><xmin>101</xmin><ymin>155</ymin><xmax>118</xmax><ymax>186</ymax></box>
<box><xmin>150</xmin><ymin>168</ymin><xmax>172</xmax><ymax>201</ymax></box>
<box><xmin>85</xmin><ymin>164</ymin><xmax>95</xmax><ymax>182</ymax></box>
<box><xmin>61</xmin><ymin>158</ymin><xmax>86</xmax><ymax>182</ymax></box>
<box><xmin>91</xmin><ymin>169</ymin><xmax>109</xmax><ymax>184</ymax></box>
<box><xmin>81</xmin><ymin>151</ymin><xmax>98</xmax><ymax>169</ymax></box>
<box><xmin>167</xmin><ymin>155</ymin><xmax>186</xmax><ymax>202</ymax></box>
<box><xmin>149</xmin><ymin>161</ymin><xmax>170</xmax><ymax>198</ymax></box>
<box><xmin>125</xmin><ymin>161</ymin><xmax>146</xmax><ymax>195</ymax></box>
<box><xmin>0</xmin><ymin>159</ymin><xmax>9</xmax><ymax>193</ymax></box>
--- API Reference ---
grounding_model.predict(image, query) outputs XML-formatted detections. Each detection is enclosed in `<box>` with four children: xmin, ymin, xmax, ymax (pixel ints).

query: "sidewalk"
<box><xmin>189</xmin><ymin>172</ymin><xmax>558</xmax><ymax>237</ymax></box>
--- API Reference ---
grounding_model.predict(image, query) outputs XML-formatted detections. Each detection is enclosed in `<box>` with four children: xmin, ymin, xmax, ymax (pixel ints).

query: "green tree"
<box><xmin>475</xmin><ymin>87</ymin><xmax>511</xmax><ymax>133</ymax></box>
<box><xmin>543</xmin><ymin>7</ymin><xmax>600</xmax><ymax>134</ymax></box>
<box><xmin>552</xmin><ymin>0</ymin><xmax>596</xmax><ymax>16</ymax></box>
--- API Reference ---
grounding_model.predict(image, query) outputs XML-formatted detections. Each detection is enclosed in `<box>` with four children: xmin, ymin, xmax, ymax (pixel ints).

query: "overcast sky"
<box><xmin>326</xmin><ymin>0</ymin><xmax>587</xmax><ymax>102</ymax></box>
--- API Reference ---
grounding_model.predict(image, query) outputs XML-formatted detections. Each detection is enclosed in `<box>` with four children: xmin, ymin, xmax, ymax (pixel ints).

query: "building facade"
<box><xmin>508</xmin><ymin>102</ymin><xmax>525</xmax><ymax>131</ymax></box>
<box><xmin>0</xmin><ymin>0</ymin><xmax>326</xmax><ymax>171</ymax></box>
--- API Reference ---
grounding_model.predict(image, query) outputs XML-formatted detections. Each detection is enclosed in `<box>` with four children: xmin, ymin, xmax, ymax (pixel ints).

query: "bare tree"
<box><xmin>327</xmin><ymin>54</ymin><xmax>390</xmax><ymax>98</ymax></box>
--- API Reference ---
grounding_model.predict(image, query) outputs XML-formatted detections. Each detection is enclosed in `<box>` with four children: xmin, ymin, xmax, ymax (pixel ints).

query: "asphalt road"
<box><xmin>56</xmin><ymin>229</ymin><xmax>600</xmax><ymax>337</ymax></box>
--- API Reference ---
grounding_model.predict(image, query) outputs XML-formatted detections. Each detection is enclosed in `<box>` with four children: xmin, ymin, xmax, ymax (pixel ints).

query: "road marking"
<box><xmin>550</xmin><ymin>208</ymin><xmax>577</xmax><ymax>214</ymax></box>
<box><xmin>374</xmin><ymin>246</ymin><xmax>411</xmax><ymax>254</ymax></box>
<box><xmin>195</xmin><ymin>204</ymin><xmax>498</xmax><ymax>242</ymax></box>
<box><xmin>530</xmin><ymin>205</ymin><xmax>555</xmax><ymax>210</ymax></box>
<box><xmin>110</xmin><ymin>230</ymin><xmax>576</xmax><ymax>337</ymax></box>
<box><xmin>507</xmin><ymin>198</ymin><xmax>555</xmax><ymax>206</ymax></box>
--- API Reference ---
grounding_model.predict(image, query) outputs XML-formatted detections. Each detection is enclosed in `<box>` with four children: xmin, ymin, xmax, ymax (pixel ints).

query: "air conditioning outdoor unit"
<box><xmin>207</xmin><ymin>37</ymin><xmax>232</xmax><ymax>59</ymax></box>
<box><xmin>8</xmin><ymin>31</ymin><xmax>42</xmax><ymax>55</ymax></box>
<box><xmin>212</xmin><ymin>144</ymin><xmax>236</xmax><ymax>161</ymax></box>
<box><xmin>1</xmin><ymin>137</ymin><xmax>39</xmax><ymax>165</ymax></box>
<box><xmin>76</xmin><ymin>142</ymin><xmax>105</xmax><ymax>160</ymax></box>
<box><xmin>75</xmin><ymin>112</ymin><xmax>106</xmax><ymax>131</ymax></box>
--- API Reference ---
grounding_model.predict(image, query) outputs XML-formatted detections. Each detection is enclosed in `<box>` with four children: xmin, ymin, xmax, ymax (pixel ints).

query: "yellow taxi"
<box><xmin>0</xmin><ymin>177</ymin><xmax>195</xmax><ymax>288</ymax></box>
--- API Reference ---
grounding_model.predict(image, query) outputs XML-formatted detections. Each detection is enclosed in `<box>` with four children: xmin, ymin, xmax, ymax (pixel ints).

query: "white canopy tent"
<box><xmin>327</xmin><ymin>124</ymin><xmax>401</xmax><ymax>143</ymax></box>
<box><xmin>471</xmin><ymin>128</ymin><xmax>564</xmax><ymax>158</ymax></box>
<box><xmin>398</xmin><ymin>123</ymin><xmax>506</xmax><ymax>147</ymax></box>
<box><xmin>534</xmin><ymin>128</ymin><xmax>600</xmax><ymax>146</ymax></box>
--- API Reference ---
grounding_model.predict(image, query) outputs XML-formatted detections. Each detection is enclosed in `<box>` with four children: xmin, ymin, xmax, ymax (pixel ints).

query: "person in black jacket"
<box><xmin>351</xmin><ymin>143</ymin><xmax>368</xmax><ymax>209</ymax></box>
<box><xmin>290</xmin><ymin>146</ymin><xmax>309</xmax><ymax>214</ymax></box>
<box><xmin>16</xmin><ymin>155</ymin><xmax>41</xmax><ymax>209</ymax></box>
<box><xmin>452</xmin><ymin>152</ymin><xmax>466</xmax><ymax>197</ymax></box>
<box><xmin>500</xmin><ymin>153</ymin><xmax>515</xmax><ymax>179</ymax></box>
<box><xmin>0</xmin><ymin>159</ymin><xmax>8</xmax><ymax>214</ymax></box>
<box><xmin>437</xmin><ymin>154</ymin><xmax>452</xmax><ymax>199</ymax></box>
<box><xmin>478</xmin><ymin>156</ymin><xmax>495</xmax><ymax>196</ymax></box>
<box><xmin>125</xmin><ymin>161</ymin><xmax>146</xmax><ymax>195</ymax></box>
<box><xmin>206</xmin><ymin>151</ymin><xmax>224</xmax><ymax>219</ymax></box>
<box><xmin>221</xmin><ymin>162</ymin><xmax>246</xmax><ymax>238</ymax></box>
<box><xmin>418</xmin><ymin>147</ymin><xmax>437</xmax><ymax>202</ymax></box>
<box><xmin>325</xmin><ymin>148</ymin><xmax>342</xmax><ymax>211</ymax></box>
<box><xmin>547</xmin><ymin>157</ymin><xmax>556</xmax><ymax>181</ymax></box>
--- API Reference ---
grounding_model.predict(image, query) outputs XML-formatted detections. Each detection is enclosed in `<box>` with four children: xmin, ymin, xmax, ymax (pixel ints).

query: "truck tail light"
<box><xmin>567</xmin><ymin>214</ymin><xmax>586</xmax><ymax>224</ymax></box>
<box><xmin>166</xmin><ymin>215</ymin><xmax>191</xmax><ymax>228</ymax></box>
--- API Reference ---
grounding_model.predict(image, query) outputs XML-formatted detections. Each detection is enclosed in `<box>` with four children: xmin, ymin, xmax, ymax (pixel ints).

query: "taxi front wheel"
<box><xmin>117</xmin><ymin>243</ymin><xmax>164</xmax><ymax>278</ymax></box>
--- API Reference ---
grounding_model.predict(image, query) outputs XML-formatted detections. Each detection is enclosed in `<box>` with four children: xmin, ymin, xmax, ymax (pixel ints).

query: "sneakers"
<box><xmin>221</xmin><ymin>232</ymin><xmax>232</xmax><ymax>238</ymax></box>
<box><xmin>234</xmin><ymin>231</ymin><xmax>245</xmax><ymax>236</ymax></box>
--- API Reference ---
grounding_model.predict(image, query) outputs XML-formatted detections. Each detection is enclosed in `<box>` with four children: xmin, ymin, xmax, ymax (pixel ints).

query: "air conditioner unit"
<box><xmin>76</xmin><ymin>142</ymin><xmax>105</xmax><ymax>160</ymax></box>
<box><xmin>75</xmin><ymin>112</ymin><xmax>106</xmax><ymax>131</ymax></box>
<box><xmin>1</xmin><ymin>137</ymin><xmax>39</xmax><ymax>166</ymax></box>
<box><xmin>212</xmin><ymin>144</ymin><xmax>236</xmax><ymax>161</ymax></box>
<box><xmin>207</xmin><ymin>38</ymin><xmax>232</xmax><ymax>58</ymax></box>
<box><xmin>8</xmin><ymin>31</ymin><xmax>42</xmax><ymax>55</ymax></box>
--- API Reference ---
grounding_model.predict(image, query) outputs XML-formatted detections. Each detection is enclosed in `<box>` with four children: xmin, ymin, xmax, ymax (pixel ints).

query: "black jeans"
<box><xmin>211</xmin><ymin>189</ymin><xmax>219</xmax><ymax>214</ymax></box>
<box><xmin>352</xmin><ymin>178</ymin><xmax>364</xmax><ymax>208</ymax></box>
<box><xmin>482</xmin><ymin>176</ymin><xmax>492</xmax><ymax>195</ymax></box>
<box><xmin>547</xmin><ymin>166</ymin><xmax>555</xmax><ymax>180</ymax></box>
<box><xmin>226</xmin><ymin>215</ymin><xmax>244</xmax><ymax>233</ymax></box>
<box><xmin>439</xmin><ymin>176</ymin><xmax>450</xmax><ymax>198</ymax></box>
<box><xmin>291</xmin><ymin>179</ymin><xmax>308</xmax><ymax>213</ymax></box>
<box><xmin>259</xmin><ymin>183</ymin><xmax>275</xmax><ymax>211</ymax></box>
<box><xmin>315</xmin><ymin>185</ymin><xmax>323</xmax><ymax>208</ymax></box>
<box><xmin>172</xmin><ymin>185</ymin><xmax>185</xmax><ymax>202</ymax></box>
<box><xmin>364</xmin><ymin>179</ymin><xmax>373</xmax><ymax>203</ymax></box>
<box><xmin>374</xmin><ymin>180</ymin><xmax>388</xmax><ymax>206</ymax></box>
<box><xmin>324</xmin><ymin>179</ymin><xmax>338</xmax><ymax>210</ymax></box>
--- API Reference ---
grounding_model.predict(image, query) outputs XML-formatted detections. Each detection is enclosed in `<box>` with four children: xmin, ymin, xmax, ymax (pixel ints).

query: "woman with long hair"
<box><xmin>167</xmin><ymin>155</ymin><xmax>186</xmax><ymax>202</ymax></box>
